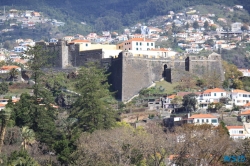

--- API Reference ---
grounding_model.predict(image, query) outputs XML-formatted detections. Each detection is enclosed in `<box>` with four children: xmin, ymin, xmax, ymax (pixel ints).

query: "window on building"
<box><xmin>211</xmin><ymin>119</ymin><xmax>217</xmax><ymax>123</ymax></box>
<box><xmin>206</xmin><ymin>119</ymin><xmax>209</xmax><ymax>123</ymax></box>
<box><xmin>140</xmin><ymin>42</ymin><xmax>142</xmax><ymax>46</ymax></box>
<box><xmin>221</xmin><ymin>93</ymin><xmax>223</xmax><ymax>96</ymax></box>
<box><xmin>86</xmin><ymin>44</ymin><xmax>88</xmax><ymax>46</ymax></box>
<box><xmin>147</xmin><ymin>43</ymin><xmax>149</xmax><ymax>46</ymax></box>
<box><xmin>202</xmin><ymin>119</ymin><xmax>204</xmax><ymax>123</ymax></box>
<box><xmin>197</xmin><ymin>119</ymin><xmax>199</xmax><ymax>123</ymax></box>
<box><xmin>136</xmin><ymin>42</ymin><xmax>138</xmax><ymax>46</ymax></box>
<box><xmin>239</xmin><ymin>131</ymin><xmax>243</xmax><ymax>134</ymax></box>
<box><xmin>151</xmin><ymin>43</ymin><xmax>153</xmax><ymax>46</ymax></box>
<box><xmin>214</xmin><ymin>93</ymin><xmax>216</xmax><ymax>96</ymax></box>
<box><xmin>239</xmin><ymin>94</ymin><xmax>242</xmax><ymax>97</ymax></box>
<box><xmin>129</xmin><ymin>48</ymin><xmax>130</xmax><ymax>50</ymax></box>
<box><xmin>243</xmin><ymin>94</ymin><xmax>248</xmax><ymax>97</ymax></box>
<box><xmin>232</xmin><ymin>130</ymin><xmax>237</xmax><ymax>134</ymax></box>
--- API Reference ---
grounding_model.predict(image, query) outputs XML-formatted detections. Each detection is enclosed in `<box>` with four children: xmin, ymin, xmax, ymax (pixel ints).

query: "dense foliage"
<box><xmin>0</xmin><ymin>0</ymin><xmax>249</xmax><ymax>34</ymax></box>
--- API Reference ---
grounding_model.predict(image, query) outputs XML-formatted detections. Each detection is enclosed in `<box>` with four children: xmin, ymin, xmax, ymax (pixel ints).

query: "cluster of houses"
<box><xmin>0</xmin><ymin>8</ymin><xmax>65</xmax><ymax>35</ymax></box>
<box><xmin>147</xmin><ymin>87</ymin><xmax>250</xmax><ymax>140</ymax></box>
<box><xmin>43</xmin><ymin>4</ymin><xmax>249</xmax><ymax>55</ymax></box>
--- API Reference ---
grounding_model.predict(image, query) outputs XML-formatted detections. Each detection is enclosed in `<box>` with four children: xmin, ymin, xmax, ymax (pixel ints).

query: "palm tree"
<box><xmin>9</xmin><ymin>68</ymin><xmax>19</xmax><ymax>82</ymax></box>
<box><xmin>0</xmin><ymin>108</ymin><xmax>11</xmax><ymax>153</ymax></box>
<box><xmin>21</xmin><ymin>126</ymin><xmax>35</xmax><ymax>150</ymax></box>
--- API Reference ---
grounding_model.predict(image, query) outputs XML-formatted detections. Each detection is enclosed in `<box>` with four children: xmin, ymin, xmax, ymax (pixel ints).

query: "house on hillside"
<box><xmin>0</xmin><ymin>65</ymin><xmax>21</xmax><ymax>73</ymax></box>
<box><xmin>231</xmin><ymin>22</ymin><xmax>242</xmax><ymax>32</ymax></box>
<box><xmin>231</xmin><ymin>89</ymin><xmax>250</xmax><ymax>106</ymax></box>
<box><xmin>238</xmin><ymin>69</ymin><xmax>250</xmax><ymax>77</ymax></box>
<box><xmin>188</xmin><ymin>114</ymin><xmax>219</xmax><ymax>126</ymax></box>
<box><xmin>226</xmin><ymin>126</ymin><xmax>245</xmax><ymax>139</ymax></box>
<box><xmin>234</xmin><ymin>5</ymin><xmax>243</xmax><ymax>9</ymax></box>
<box><xmin>197</xmin><ymin>88</ymin><xmax>227</xmax><ymax>109</ymax></box>
<box><xmin>116</xmin><ymin>38</ymin><xmax>155</xmax><ymax>51</ymax></box>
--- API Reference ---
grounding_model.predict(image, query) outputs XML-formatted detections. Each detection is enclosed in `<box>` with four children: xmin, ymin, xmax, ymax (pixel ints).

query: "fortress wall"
<box><xmin>189</xmin><ymin>55</ymin><xmax>224</xmax><ymax>81</ymax></box>
<box><xmin>74</xmin><ymin>49</ymin><xmax>103</xmax><ymax>67</ymax></box>
<box><xmin>121</xmin><ymin>55</ymin><xmax>169</xmax><ymax>101</ymax></box>
<box><xmin>109</xmin><ymin>54</ymin><xmax>123</xmax><ymax>100</ymax></box>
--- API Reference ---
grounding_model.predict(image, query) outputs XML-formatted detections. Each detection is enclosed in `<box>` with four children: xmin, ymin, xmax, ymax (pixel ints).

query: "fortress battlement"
<box><xmin>35</xmin><ymin>40</ymin><xmax>224</xmax><ymax>102</ymax></box>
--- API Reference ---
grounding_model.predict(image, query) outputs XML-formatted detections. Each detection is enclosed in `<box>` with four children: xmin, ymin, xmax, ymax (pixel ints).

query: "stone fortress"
<box><xmin>36</xmin><ymin>39</ymin><xmax>224</xmax><ymax>101</ymax></box>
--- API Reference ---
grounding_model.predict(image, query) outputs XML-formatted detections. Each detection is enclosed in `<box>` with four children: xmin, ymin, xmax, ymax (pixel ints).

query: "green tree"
<box><xmin>204</xmin><ymin>21</ymin><xmax>209</xmax><ymax>30</ymax></box>
<box><xmin>0</xmin><ymin>108</ymin><xmax>11</xmax><ymax>153</ymax></box>
<box><xmin>25</xmin><ymin>45</ymin><xmax>54</xmax><ymax>102</ymax></box>
<box><xmin>70</xmin><ymin>63</ymin><xmax>116</xmax><ymax>132</ymax></box>
<box><xmin>45</xmin><ymin>72</ymin><xmax>67</xmax><ymax>96</ymax></box>
<box><xmin>10</xmin><ymin>93</ymin><xmax>57</xmax><ymax>147</ymax></box>
<box><xmin>210</xmin><ymin>25</ymin><xmax>217</xmax><ymax>31</ymax></box>
<box><xmin>9</xmin><ymin>68</ymin><xmax>19</xmax><ymax>82</ymax></box>
<box><xmin>241</xmin><ymin>24</ymin><xmax>249</xmax><ymax>31</ymax></box>
<box><xmin>135</xmin><ymin>28</ymin><xmax>142</xmax><ymax>34</ymax></box>
<box><xmin>7</xmin><ymin>149</ymin><xmax>39</xmax><ymax>166</ymax></box>
<box><xmin>21</xmin><ymin>126</ymin><xmax>35</xmax><ymax>150</ymax></box>
<box><xmin>182</xmin><ymin>93</ymin><xmax>197</xmax><ymax>112</ymax></box>
<box><xmin>232</xmin><ymin>79</ymin><xmax>244</xmax><ymax>89</ymax></box>
<box><xmin>193</xmin><ymin>21</ymin><xmax>199</xmax><ymax>29</ymax></box>
<box><xmin>0</xmin><ymin>81</ymin><xmax>8</xmax><ymax>95</ymax></box>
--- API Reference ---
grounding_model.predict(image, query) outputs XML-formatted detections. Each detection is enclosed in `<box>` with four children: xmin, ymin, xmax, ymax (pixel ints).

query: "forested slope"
<box><xmin>0</xmin><ymin>0</ymin><xmax>247</xmax><ymax>32</ymax></box>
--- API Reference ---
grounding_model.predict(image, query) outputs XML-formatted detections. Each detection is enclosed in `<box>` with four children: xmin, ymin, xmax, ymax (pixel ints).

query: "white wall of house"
<box><xmin>227</xmin><ymin>128</ymin><xmax>245</xmax><ymax>139</ymax></box>
<box><xmin>122</xmin><ymin>40</ymin><xmax>155</xmax><ymax>51</ymax></box>
<box><xmin>232</xmin><ymin>91</ymin><xmax>250</xmax><ymax>106</ymax></box>
<box><xmin>192</xmin><ymin>118</ymin><xmax>219</xmax><ymax>126</ymax></box>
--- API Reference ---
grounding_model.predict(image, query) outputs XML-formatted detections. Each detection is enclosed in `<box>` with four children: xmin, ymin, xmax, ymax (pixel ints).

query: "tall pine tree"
<box><xmin>70</xmin><ymin>63</ymin><xmax>116</xmax><ymax>132</ymax></box>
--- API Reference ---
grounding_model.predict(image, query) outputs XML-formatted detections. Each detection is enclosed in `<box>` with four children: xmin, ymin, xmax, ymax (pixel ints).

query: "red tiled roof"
<box><xmin>203</xmin><ymin>88</ymin><xmax>226</xmax><ymax>93</ymax></box>
<box><xmin>232</xmin><ymin>89</ymin><xmax>250</xmax><ymax>94</ymax></box>
<box><xmin>226</xmin><ymin>126</ymin><xmax>244</xmax><ymax>130</ymax></box>
<box><xmin>1</xmin><ymin>65</ymin><xmax>20</xmax><ymax>70</ymax></box>
<box><xmin>71</xmin><ymin>39</ymin><xmax>90</xmax><ymax>43</ymax></box>
<box><xmin>240</xmin><ymin>110</ymin><xmax>250</xmax><ymax>115</ymax></box>
<box><xmin>244</xmin><ymin>102</ymin><xmax>250</xmax><ymax>107</ymax></box>
<box><xmin>126</xmin><ymin>38</ymin><xmax>153</xmax><ymax>42</ymax></box>
<box><xmin>168</xmin><ymin>95</ymin><xmax>176</xmax><ymax>99</ymax></box>
<box><xmin>189</xmin><ymin>114</ymin><xmax>216</xmax><ymax>119</ymax></box>
<box><xmin>0</xmin><ymin>103</ymin><xmax>6</xmax><ymax>107</ymax></box>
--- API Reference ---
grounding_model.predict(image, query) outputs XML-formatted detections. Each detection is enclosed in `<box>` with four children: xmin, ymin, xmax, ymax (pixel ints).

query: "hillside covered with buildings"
<box><xmin>0</xmin><ymin>1</ymin><xmax>250</xmax><ymax>166</ymax></box>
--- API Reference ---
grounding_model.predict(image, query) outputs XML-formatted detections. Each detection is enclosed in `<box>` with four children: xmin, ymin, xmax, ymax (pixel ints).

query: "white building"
<box><xmin>238</xmin><ymin>69</ymin><xmax>250</xmax><ymax>77</ymax></box>
<box><xmin>234</xmin><ymin>5</ymin><xmax>243</xmax><ymax>9</ymax></box>
<box><xmin>226</xmin><ymin>126</ymin><xmax>245</xmax><ymax>139</ymax></box>
<box><xmin>49</xmin><ymin>38</ymin><xmax>58</xmax><ymax>43</ymax></box>
<box><xmin>231</xmin><ymin>22</ymin><xmax>242</xmax><ymax>32</ymax></box>
<box><xmin>117</xmin><ymin>38</ymin><xmax>155</xmax><ymax>51</ymax></box>
<box><xmin>197</xmin><ymin>88</ymin><xmax>228</xmax><ymax>109</ymax></box>
<box><xmin>231</xmin><ymin>89</ymin><xmax>250</xmax><ymax>106</ymax></box>
<box><xmin>188</xmin><ymin>114</ymin><xmax>219</xmax><ymax>126</ymax></box>
<box><xmin>14</xmin><ymin>46</ymin><xmax>27</xmax><ymax>53</ymax></box>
